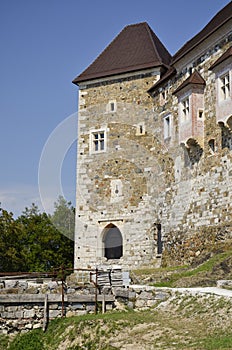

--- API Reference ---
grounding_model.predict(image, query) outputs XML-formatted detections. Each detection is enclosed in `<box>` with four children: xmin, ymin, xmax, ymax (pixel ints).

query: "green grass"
<box><xmin>150</xmin><ymin>250</ymin><xmax>232</xmax><ymax>287</ymax></box>
<box><xmin>1</xmin><ymin>304</ymin><xmax>232</xmax><ymax>350</ymax></box>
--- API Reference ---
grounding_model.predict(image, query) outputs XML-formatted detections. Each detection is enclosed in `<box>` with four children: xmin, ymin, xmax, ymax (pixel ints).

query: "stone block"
<box><xmin>24</xmin><ymin>309</ymin><xmax>35</xmax><ymax>319</ymax></box>
<box><xmin>70</xmin><ymin>303</ymin><xmax>85</xmax><ymax>310</ymax></box>
<box><xmin>49</xmin><ymin>310</ymin><xmax>61</xmax><ymax>318</ymax></box>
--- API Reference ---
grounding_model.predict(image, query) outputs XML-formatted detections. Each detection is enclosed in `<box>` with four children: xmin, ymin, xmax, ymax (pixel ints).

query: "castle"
<box><xmin>72</xmin><ymin>2</ymin><xmax>232</xmax><ymax>269</ymax></box>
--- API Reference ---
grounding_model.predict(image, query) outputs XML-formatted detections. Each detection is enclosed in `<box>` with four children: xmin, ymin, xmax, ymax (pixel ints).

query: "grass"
<box><xmin>0</xmin><ymin>299</ymin><xmax>231</xmax><ymax>350</ymax></box>
<box><xmin>142</xmin><ymin>250</ymin><xmax>232</xmax><ymax>287</ymax></box>
<box><xmin>1</xmin><ymin>249</ymin><xmax>232</xmax><ymax>349</ymax></box>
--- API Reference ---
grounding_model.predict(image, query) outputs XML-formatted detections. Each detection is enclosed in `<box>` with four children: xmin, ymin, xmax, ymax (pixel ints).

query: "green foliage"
<box><xmin>51</xmin><ymin>195</ymin><xmax>75</xmax><ymax>240</ymax></box>
<box><xmin>4</xmin><ymin>306</ymin><xmax>232</xmax><ymax>350</ymax></box>
<box><xmin>151</xmin><ymin>249</ymin><xmax>232</xmax><ymax>287</ymax></box>
<box><xmin>199</xmin><ymin>333</ymin><xmax>232</xmax><ymax>349</ymax></box>
<box><xmin>0</xmin><ymin>199</ymin><xmax>74</xmax><ymax>273</ymax></box>
<box><xmin>0</xmin><ymin>207</ymin><xmax>26</xmax><ymax>271</ymax></box>
<box><xmin>9</xmin><ymin>330</ymin><xmax>44</xmax><ymax>350</ymax></box>
<box><xmin>0</xmin><ymin>335</ymin><xmax>10</xmax><ymax>350</ymax></box>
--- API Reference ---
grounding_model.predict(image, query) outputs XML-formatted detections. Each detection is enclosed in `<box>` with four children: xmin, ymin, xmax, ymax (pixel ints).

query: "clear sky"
<box><xmin>0</xmin><ymin>0</ymin><xmax>230</xmax><ymax>216</ymax></box>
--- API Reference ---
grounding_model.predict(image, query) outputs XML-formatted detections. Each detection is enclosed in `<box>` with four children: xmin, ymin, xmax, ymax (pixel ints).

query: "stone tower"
<box><xmin>73</xmin><ymin>2</ymin><xmax>232</xmax><ymax>269</ymax></box>
<box><xmin>72</xmin><ymin>22</ymin><xmax>172</xmax><ymax>269</ymax></box>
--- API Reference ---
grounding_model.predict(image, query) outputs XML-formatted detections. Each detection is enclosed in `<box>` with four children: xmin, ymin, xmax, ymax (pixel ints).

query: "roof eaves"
<box><xmin>173</xmin><ymin>71</ymin><xmax>206</xmax><ymax>95</ymax></box>
<box><xmin>209</xmin><ymin>46</ymin><xmax>232</xmax><ymax>70</ymax></box>
<box><xmin>172</xmin><ymin>8</ymin><xmax>232</xmax><ymax>64</ymax></box>
<box><xmin>73</xmin><ymin>62</ymin><xmax>168</xmax><ymax>85</ymax></box>
<box><xmin>147</xmin><ymin>67</ymin><xmax>176</xmax><ymax>94</ymax></box>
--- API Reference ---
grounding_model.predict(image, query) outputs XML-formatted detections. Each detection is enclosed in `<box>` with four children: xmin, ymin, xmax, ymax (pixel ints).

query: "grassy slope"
<box><xmin>132</xmin><ymin>249</ymin><xmax>232</xmax><ymax>287</ymax></box>
<box><xmin>1</xmin><ymin>249</ymin><xmax>232</xmax><ymax>349</ymax></box>
<box><xmin>1</xmin><ymin>294</ymin><xmax>232</xmax><ymax>350</ymax></box>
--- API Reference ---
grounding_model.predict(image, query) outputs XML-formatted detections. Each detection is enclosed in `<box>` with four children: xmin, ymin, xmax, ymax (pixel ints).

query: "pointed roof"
<box><xmin>172</xmin><ymin>1</ymin><xmax>232</xmax><ymax>64</ymax></box>
<box><xmin>209</xmin><ymin>46</ymin><xmax>232</xmax><ymax>69</ymax></box>
<box><xmin>73</xmin><ymin>22</ymin><xmax>172</xmax><ymax>84</ymax></box>
<box><xmin>173</xmin><ymin>71</ymin><xmax>206</xmax><ymax>95</ymax></box>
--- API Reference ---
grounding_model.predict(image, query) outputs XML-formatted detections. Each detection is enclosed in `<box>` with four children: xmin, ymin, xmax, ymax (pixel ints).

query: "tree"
<box><xmin>51</xmin><ymin>196</ymin><xmax>75</xmax><ymax>241</ymax></box>
<box><xmin>0</xmin><ymin>207</ymin><xmax>25</xmax><ymax>272</ymax></box>
<box><xmin>16</xmin><ymin>203</ymin><xmax>74</xmax><ymax>272</ymax></box>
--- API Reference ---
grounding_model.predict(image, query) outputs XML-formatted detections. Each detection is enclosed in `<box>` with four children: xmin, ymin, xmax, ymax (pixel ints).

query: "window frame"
<box><xmin>219</xmin><ymin>71</ymin><xmax>230</xmax><ymax>101</ymax></box>
<box><xmin>163</xmin><ymin>114</ymin><xmax>172</xmax><ymax>140</ymax></box>
<box><xmin>90</xmin><ymin>128</ymin><xmax>107</xmax><ymax>154</ymax></box>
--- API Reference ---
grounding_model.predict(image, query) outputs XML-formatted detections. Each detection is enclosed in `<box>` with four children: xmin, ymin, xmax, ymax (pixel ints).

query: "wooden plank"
<box><xmin>0</xmin><ymin>294</ymin><xmax>114</xmax><ymax>303</ymax></box>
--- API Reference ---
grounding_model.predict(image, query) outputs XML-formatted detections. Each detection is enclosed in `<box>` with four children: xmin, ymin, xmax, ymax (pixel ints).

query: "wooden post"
<box><xmin>95</xmin><ymin>268</ymin><xmax>98</xmax><ymax>314</ymax></box>
<box><xmin>61</xmin><ymin>266</ymin><xmax>65</xmax><ymax>318</ymax></box>
<box><xmin>102</xmin><ymin>293</ymin><xmax>105</xmax><ymax>314</ymax></box>
<box><xmin>43</xmin><ymin>294</ymin><xmax>48</xmax><ymax>332</ymax></box>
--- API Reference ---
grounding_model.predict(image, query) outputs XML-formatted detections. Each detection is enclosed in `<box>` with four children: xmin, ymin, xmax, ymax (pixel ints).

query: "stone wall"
<box><xmin>0</xmin><ymin>277</ymin><xmax>113</xmax><ymax>334</ymax></box>
<box><xmin>74</xmin><ymin>20</ymin><xmax>232</xmax><ymax>269</ymax></box>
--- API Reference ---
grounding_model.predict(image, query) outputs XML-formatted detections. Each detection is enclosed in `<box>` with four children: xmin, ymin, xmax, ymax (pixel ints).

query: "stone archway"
<box><xmin>103</xmin><ymin>224</ymin><xmax>123</xmax><ymax>259</ymax></box>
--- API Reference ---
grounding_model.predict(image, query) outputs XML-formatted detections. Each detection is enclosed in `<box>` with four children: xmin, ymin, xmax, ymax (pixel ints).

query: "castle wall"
<box><xmin>75</xmin><ymin>22</ymin><xmax>232</xmax><ymax>269</ymax></box>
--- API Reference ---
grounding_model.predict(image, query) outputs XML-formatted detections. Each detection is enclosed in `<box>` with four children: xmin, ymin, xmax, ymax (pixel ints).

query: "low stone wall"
<box><xmin>112</xmin><ymin>286</ymin><xmax>170</xmax><ymax>310</ymax></box>
<box><xmin>0</xmin><ymin>274</ymin><xmax>171</xmax><ymax>334</ymax></box>
<box><xmin>0</xmin><ymin>276</ymin><xmax>114</xmax><ymax>335</ymax></box>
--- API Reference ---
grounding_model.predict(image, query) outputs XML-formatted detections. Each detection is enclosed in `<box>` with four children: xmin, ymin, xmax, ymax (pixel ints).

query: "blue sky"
<box><xmin>0</xmin><ymin>0</ymin><xmax>230</xmax><ymax>216</ymax></box>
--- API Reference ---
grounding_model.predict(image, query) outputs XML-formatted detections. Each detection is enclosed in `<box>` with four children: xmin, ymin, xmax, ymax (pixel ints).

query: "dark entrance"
<box><xmin>103</xmin><ymin>224</ymin><xmax>123</xmax><ymax>259</ymax></box>
<box><xmin>156</xmin><ymin>223</ymin><xmax>162</xmax><ymax>255</ymax></box>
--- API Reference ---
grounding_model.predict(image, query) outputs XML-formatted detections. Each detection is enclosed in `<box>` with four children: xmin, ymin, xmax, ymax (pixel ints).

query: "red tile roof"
<box><xmin>173</xmin><ymin>71</ymin><xmax>206</xmax><ymax>95</ymax></box>
<box><xmin>172</xmin><ymin>1</ymin><xmax>232</xmax><ymax>64</ymax></box>
<box><xmin>73</xmin><ymin>22</ymin><xmax>172</xmax><ymax>84</ymax></box>
<box><xmin>209</xmin><ymin>46</ymin><xmax>232</xmax><ymax>69</ymax></box>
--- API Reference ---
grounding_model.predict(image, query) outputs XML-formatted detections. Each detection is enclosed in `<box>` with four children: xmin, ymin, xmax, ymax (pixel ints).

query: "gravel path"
<box><xmin>131</xmin><ymin>284</ymin><xmax>232</xmax><ymax>297</ymax></box>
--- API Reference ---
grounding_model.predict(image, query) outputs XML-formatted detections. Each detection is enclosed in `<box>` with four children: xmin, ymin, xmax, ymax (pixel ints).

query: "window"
<box><xmin>198</xmin><ymin>109</ymin><xmax>204</xmax><ymax>119</ymax></box>
<box><xmin>182</xmin><ymin>97</ymin><xmax>189</xmax><ymax>120</ymax></box>
<box><xmin>220</xmin><ymin>73</ymin><xmax>230</xmax><ymax>100</ymax></box>
<box><xmin>110</xmin><ymin>102</ymin><xmax>115</xmax><ymax>112</ymax></box>
<box><xmin>106</xmin><ymin>100</ymin><xmax>117</xmax><ymax>113</ymax></box>
<box><xmin>160</xmin><ymin>90</ymin><xmax>167</xmax><ymax>106</ymax></box>
<box><xmin>163</xmin><ymin>114</ymin><xmax>171</xmax><ymax>139</ymax></box>
<box><xmin>91</xmin><ymin>130</ymin><xmax>106</xmax><ymax>153</ymax></box>
<box><xmin>135</xmin><ymin>123</ymin><xmax>145</xmax><ymax>135</ymax></box>
<box><xmin>208</xmin><ymin>139</ymin><xmax>215</xmax><ymax>153</ymax></box>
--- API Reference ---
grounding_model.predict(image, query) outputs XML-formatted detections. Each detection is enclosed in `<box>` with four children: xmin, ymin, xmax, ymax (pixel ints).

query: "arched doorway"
<box><xmin>103</xmin><ymin>224</ymin><xmax>123</xmax><ymax>259</ymax></box>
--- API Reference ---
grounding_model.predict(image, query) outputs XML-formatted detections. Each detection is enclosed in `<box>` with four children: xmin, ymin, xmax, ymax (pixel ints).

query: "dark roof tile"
<box><xmin>73</xmin><ymin>22</ymin><xmax>172</xmax><ymax>84</ymax></box>
<box><xmin>173</xmin><ymin>71</ymin><xmax>206</xmax><ymax>95</ymax></box>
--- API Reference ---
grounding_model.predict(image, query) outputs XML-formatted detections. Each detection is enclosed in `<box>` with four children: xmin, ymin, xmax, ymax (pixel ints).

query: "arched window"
<box><xmin>103</xmin><ymin>224</ymin><xmax>123</xmax><ymax>259</ymax></box>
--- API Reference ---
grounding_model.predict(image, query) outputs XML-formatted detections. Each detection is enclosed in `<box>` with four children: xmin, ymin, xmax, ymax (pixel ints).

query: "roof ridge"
<box><xmin>144</xmin><ymin>23</ymin><xmax>163</xmax><ymax>64</ymax></box>
<box><xmin>172</xmin><ymin>1</ymin><xmax>232</xmax><ymax>64</ymax></box>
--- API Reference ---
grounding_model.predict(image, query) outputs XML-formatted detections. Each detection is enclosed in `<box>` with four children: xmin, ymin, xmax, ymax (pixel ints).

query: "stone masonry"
<box><xmin>72</xmin><ymin>4</ymin><xmax>232</xmax><ymax>269</ymax></box>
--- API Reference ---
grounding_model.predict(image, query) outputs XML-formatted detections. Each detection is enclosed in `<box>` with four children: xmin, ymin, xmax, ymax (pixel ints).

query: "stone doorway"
<box><xmin>103</xmin><ymin>224</ymin><xmax>123</xmax><ymax>259</ymax></box>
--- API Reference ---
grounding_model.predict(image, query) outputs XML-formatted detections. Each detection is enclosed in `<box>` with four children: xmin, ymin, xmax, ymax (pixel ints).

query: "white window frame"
<box><xmin>135</xmin><ymin>122</ymin><xmax>145</xmax><ymax>136</ymax></box>
<box><xmin>90</xmin><ymin>128</ymin><xmax>107</xmax><ymax>154</ymax></box>
<box><xmin>179</xmin><ymin>95</ymin><xmax>190</xmax><ymax>124</ymax></box>
<box><xmin>219</xmin><ymin>72</ymin><xmax>230</xmax><ymax>101</ymax></box>
<box><xmin>163</xmin><ymin>114</ymin><xmax>172</xmax><ymax>140</ymax></box>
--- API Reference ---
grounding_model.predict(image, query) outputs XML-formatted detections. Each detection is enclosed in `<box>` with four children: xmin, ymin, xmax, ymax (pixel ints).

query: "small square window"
<box><xmin>198</xmin><ymin>109</ymin><xmax>204</xmax><ymax>119</ymax></box>
<box><xmin>91</xmin><ymin>130</ymin><xmax>106</xmax><ymax>153</ymax></box>
<box><xmin>135</xmin><ymin>123</ymin><xmax>145</xmax><ymax>135</ymax></box>
<box><xmin>107</xmin><ymin>100</ymin><xmax>117</xmax><ymax>113</ymax></box>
